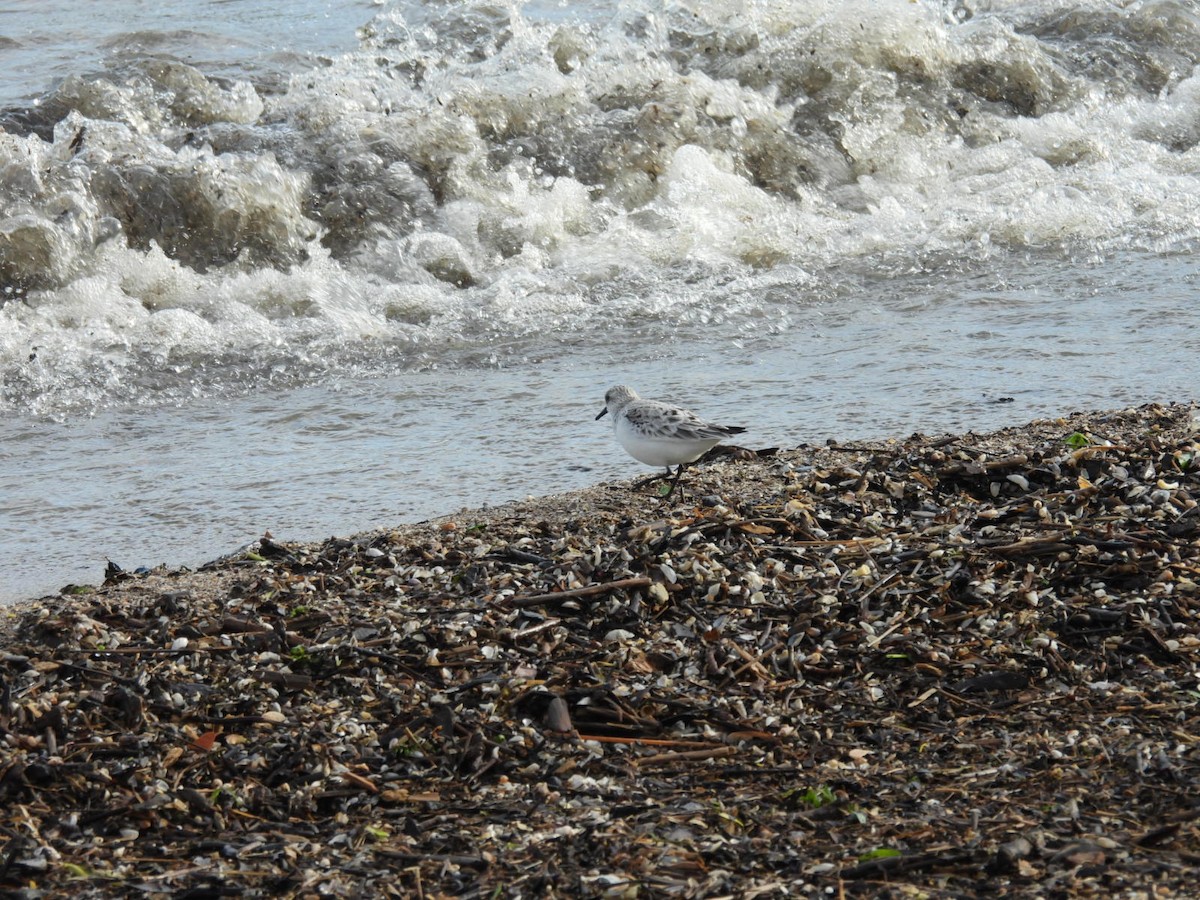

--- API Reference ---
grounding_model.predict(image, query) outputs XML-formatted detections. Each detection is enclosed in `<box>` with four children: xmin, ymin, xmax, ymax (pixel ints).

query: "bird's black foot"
<box><xmin>632</xmin><ymin>469</ymin><xmax>669</xmax><ymax>490</ymax></box>
<box><xmin>633</xmin><ymin>465</ymin><xmax>688</xmax><ymax>497</ymax></box>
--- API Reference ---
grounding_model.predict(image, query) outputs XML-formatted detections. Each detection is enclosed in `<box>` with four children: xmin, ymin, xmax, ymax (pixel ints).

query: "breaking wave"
<box><xmin>3</xmin><ymin>0</ymin><xmax>1200</xmax><ymax>414</ymax></box>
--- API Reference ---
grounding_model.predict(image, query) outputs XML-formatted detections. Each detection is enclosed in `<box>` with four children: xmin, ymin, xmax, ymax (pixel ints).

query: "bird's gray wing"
<box><xmin>626</xmin><ymin>401</ymin><xmax>742</xmax><ymax>440</ymax></box>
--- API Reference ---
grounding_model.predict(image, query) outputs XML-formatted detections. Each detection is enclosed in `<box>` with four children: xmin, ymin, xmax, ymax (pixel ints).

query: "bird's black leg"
<box><xmin>632</xmin><ymin>464</ymin><xmax>690</xmax><ymax>496</ymax></box>
<box><xmin>660</xmin><ymin>463</ymin><xmax>688</xmax><ymax>498</ymax></box>
<box><xmin>633</xmin><ymin>467</ymin><xmax>672</xmax><ymax>490</ymax></box>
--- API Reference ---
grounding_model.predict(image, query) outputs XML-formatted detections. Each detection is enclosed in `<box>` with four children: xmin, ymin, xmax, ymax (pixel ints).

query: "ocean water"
<box><xmin>2</xmin><ymin>0</ymin><xmax>1199</xmax><ymax>602</ymax></box>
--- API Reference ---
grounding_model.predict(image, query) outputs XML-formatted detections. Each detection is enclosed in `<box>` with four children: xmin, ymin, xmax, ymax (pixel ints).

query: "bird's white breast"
<box><xmin>614</xmin><ymin>414</ymin><xmax>721</xmax><ymax>467</ymax></box>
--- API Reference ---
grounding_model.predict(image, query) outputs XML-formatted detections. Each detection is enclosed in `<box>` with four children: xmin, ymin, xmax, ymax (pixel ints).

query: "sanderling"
<box><xmin>596</xmin><ymin>385</ymin><xmax>746</xmax><ymax>496</ymax></box>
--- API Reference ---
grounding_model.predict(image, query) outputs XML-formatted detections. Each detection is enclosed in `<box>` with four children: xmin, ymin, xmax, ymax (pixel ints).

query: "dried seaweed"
<box><xmin>2</xmin><ymin>403</ymin><xmax>1198</xmax><ymax>898</ymax></box>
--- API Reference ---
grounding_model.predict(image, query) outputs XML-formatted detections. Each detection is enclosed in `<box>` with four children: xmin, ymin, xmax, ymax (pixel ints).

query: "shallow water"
<box><xmin>4</xmin><ymin>250</ymin><xmax>1196</xmax><ymax>601</ymax></box>
<box><xmin>0</xmin><ymin>0</ymin><xmax>374</xmax><ymax>104</ymax></box>
<box><xmin>2</xmin><ymin>0</ymin><xmax>1200</xmax><ymax>600</ymax></box>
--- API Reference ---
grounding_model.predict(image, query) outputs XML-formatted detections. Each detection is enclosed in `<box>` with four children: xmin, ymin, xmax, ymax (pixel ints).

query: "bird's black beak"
<box><xmin>595</xmin><ymin>407</ymin><xmax>608</xmax><ymax>421</ymax></box>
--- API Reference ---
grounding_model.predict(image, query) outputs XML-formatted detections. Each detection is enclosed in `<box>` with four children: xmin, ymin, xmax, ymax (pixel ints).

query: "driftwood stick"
<box><xmin>374</xmin><ymin>849</ymin><xmax>489</xmax><ymax>869</ymax></box>
<box><xmin>635</xmin><ymin>746</ymin><xmax>739</xmax><ymax>767</ymax></box>
<box><xmin>505</xmin><ymin>577</ymin><xmax>651</xmax><ymax>609</ymax></box>
<box><xmin>575</xmin><ymin>735</ymin><xmax>720</xmax><ymax>748</ymax></box>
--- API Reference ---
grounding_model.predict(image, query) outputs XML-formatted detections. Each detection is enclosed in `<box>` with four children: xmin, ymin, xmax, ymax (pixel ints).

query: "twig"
<box><xmin>504</xmin><ymin>578</ymin><xmax>651</xmax><ymax>609</ymax></box>
<box><xmin>575</xmin><ymin>735</ymin><xmax>719</xmax><ymax>748</ymax></box>
<box><xmin>373</xmin><ymin>849</ymin><xmax>488</xmax><ymax>869</ymax></box>
<box><xmin>61</xmin><ymin>646</ymin><xmax>240</xmax><ymax>655</ymax></box>
<box><xmin>52</xmin><ymin>660</ymin><xmax>140</xmax><ymax>686</ymax></box>
<box><xmin>986</xmin><ymin>536</ymin><xmax>1072</xmax><ymax>556</ymax></box>
<box><xmin>510</xmin><ymin>618</ymin><xmax>561</xmax><ymax>641</ymax></box>
<box><xmin>841</xmin><ymin>848</ymin><xmax>976</xmax><ymax>879</ymax></box>
<box><xmin>341</xmin><ymin>771</ymin><xmax>379</xmax><ymax>794</ymax></box>
<box><xmin>762</xmin><ymin>537</ymin><xmax>890</xmax><ymax>550</ymax></box>
<box><xmin>727</xmin><ymin>641</ymin><xmax>775</xmax><ymax>684</ymax></box>
<box><xmin>635</xmin><ymin>746</ymin><xmax>739</xmax><ymax>767</ymax></box>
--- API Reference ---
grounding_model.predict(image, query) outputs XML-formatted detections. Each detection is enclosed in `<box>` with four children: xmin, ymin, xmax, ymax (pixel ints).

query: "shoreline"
<box><xmin>3</xmin><ymin>401</ymin><xmax>1199</xmax><ymax>897</ymax></box>
<box><xmin>9</xmin><ymin>399</ymin><xmax>1181</xmax><ymax>612</ymax></box>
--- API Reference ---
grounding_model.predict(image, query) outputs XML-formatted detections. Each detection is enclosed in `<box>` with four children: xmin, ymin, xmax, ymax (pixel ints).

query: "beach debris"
<box><xmin>1</xmin><ymin>402</ymin><xmax>1198</xmax><ymax>897</ymax></box>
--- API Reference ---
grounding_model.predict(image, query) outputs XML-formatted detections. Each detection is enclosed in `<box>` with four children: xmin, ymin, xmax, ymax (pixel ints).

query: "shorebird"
<box><xmin>596</xmin><ymin>385</ymin><xmax>746</xmax><ymax>497</ymax></box>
